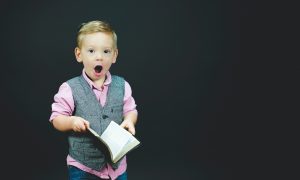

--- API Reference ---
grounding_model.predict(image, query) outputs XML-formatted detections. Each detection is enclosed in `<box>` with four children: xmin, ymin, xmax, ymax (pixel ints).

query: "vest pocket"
<box><xmin>106</xmin><ymin>104</ymin><xmax>123</xmax><ymax>124</ymax></box>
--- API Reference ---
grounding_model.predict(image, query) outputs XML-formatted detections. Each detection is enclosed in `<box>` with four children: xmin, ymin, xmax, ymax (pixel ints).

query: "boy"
<box><xmin>49</xmin><ymin>20</ymin><xmax>138</xmax><ymax>180</ymax></box>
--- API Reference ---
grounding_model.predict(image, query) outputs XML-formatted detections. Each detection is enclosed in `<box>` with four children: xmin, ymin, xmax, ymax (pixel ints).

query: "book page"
<box><xmin>114</xmin><ymin>135</ymin><xmax>140</xmax><ymax>162</ymax></box>
<box><xmin>100</xmin><ymin>121</ymin><xmax>132</xmax><ymax>160</ymax></box>
<box><xmin>88</xmin><ymin>121</ymin><xmax>140</xmax><ymax>163</ymax></box>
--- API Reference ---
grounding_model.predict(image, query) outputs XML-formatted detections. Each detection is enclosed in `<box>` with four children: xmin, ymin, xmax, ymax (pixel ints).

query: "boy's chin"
<box><xmin>85</xmin><ymin>71</ymin><xmax>103</xmax><ymax>81</ymax></box>
<box><xmin>92</xmin><ymin>72</ymin><xmax>106</xmax><ymax>80</ymax></box>
<box><xmin>94</xmin><ymin>70</ymin><xmax>105</xmax><ymax>77</ymax></box>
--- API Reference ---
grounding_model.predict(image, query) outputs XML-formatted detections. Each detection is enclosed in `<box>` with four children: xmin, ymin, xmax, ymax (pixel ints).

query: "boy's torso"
<box><xmin>67</xmin><ymin>74</ymin><xmax>125</xmax><ymax>170</ymax></box>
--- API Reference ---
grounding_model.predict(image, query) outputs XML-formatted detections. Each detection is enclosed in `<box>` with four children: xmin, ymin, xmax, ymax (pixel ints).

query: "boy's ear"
<box><xmin>112</xmin><ymin>49</ymin><xmax>118</xmax><ymax>63</ymax></box>
<box><xmin>75</xmin><ymin>47</ymin><xmax>82</xmax><ymax>63</ymax></box>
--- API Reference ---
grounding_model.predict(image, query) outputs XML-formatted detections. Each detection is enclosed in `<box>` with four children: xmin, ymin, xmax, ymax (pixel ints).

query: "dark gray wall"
<box><xmin>1</xmin><ymin>0</ymin><xmax>291</xmax><ymax>180</ymax></box>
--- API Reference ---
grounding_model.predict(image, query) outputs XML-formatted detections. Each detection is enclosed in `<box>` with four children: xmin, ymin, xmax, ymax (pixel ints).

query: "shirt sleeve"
<box><xmin>123</xmin><ymin>81</ymin><xmax>138</xmax><ymax>116</ymax></box>
<box><xmin>49</xmin><ymin>82</ymin><xmax>75</xmax><ymax>122</ymax></box>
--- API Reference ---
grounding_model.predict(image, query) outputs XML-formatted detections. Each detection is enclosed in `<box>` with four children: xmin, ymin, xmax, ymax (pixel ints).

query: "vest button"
<box><xmin>102</xmin><ymin>115</ymin><xmax>108</xmax><ymax>119</ymax></box>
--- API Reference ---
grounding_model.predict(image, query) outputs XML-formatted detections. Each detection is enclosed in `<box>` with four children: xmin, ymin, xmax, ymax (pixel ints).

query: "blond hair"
<box><xmin>76</xmin><ymin>20</ymin><xmax>117</xmax><ymax>49</ymax></box>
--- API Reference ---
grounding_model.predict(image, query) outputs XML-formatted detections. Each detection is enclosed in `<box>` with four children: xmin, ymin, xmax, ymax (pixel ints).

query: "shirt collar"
<box><xmin>82</xmin><ymin>69</ymin><xmax>112</xmax><ymax>90</ymax></box>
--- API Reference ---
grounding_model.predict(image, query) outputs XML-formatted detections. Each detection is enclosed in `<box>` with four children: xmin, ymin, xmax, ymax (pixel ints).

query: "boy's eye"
<box><xmin>104</xmin><ymin>49</ymin><xmax>111</xmax><ymax>54</ymax></box>
<box><xmin>88</xmin><ymin>49</ymin><xmax>94</xmax><ymax>53</ymax></box>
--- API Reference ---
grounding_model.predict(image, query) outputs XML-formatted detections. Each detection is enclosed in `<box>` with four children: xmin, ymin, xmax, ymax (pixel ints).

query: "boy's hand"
<box><xmin>120</xmin><ymin>119</ymin><xmax>136</xmax><ymax>135</ymax></box>
<box><xmin>70</xmin><ymin>116</ymin><xmax>90</xmax><ymax>132</ymax></box>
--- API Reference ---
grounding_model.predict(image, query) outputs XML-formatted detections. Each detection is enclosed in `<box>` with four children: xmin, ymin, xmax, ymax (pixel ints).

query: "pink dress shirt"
<box><xmin>50</xmin><ymin>70</ymin><xmax>137</xmax><ymax>180</ymax></box>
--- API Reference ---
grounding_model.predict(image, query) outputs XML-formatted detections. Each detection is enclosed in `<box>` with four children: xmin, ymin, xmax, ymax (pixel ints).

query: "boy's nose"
<box><xmin>96</xmin><ymin>53</ymin><xmax>103</xmax><ymax>61</ymax></box>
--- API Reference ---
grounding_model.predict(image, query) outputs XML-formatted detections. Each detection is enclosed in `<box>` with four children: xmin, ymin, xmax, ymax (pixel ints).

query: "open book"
<box><xmin>88</xmin><ymin>121</ymin><xmax>140</xmax><ymax>163</ymax></box>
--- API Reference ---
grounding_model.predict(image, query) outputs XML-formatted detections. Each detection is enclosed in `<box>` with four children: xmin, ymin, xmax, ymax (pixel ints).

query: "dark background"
<box><xmin>0</xmin><ymin>0</ymin><xmax>297</xmax><ymax>179</ymax></box>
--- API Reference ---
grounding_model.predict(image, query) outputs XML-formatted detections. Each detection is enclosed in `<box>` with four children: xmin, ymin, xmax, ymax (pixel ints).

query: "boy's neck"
<box><xmin>84</xmin><ymin>71</ymin><xmax>106</xmax><ymax>89</ymax></box>
<box><xmin>93</xmin><ymin>76</ymin><xmax>106</xmax><ymax>89</ymax></box>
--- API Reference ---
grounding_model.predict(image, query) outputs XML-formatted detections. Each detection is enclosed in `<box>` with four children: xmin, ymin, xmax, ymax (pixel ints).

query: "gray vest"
<box><xmin>67</xmin><ymin>75</ymin><xmax>125</xmax><ymax>170</ymax></box>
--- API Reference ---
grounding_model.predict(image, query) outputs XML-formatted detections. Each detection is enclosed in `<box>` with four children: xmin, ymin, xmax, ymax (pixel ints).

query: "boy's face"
<box><xmin>75</xmin><ymin>32</ymin><xmax>118</xmax><ymax>81</ymax></box>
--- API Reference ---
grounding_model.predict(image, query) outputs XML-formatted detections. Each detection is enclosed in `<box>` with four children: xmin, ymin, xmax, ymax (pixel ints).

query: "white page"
<box><xmin>114</xmin><ymin>136</ymin><xmax>140</xmax><ymax>162</ymax></box>
<box><xmin>100</xmin><ymin>121</ymin><xmax>131</xmax><ymax>158</ymax></box>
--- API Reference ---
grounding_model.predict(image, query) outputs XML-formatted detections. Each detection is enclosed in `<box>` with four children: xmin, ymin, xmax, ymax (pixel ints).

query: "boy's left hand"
<box><xmin>120</xmin><ymin>119</ymin><xmax>136</xmax><ymax>135</ymax></box>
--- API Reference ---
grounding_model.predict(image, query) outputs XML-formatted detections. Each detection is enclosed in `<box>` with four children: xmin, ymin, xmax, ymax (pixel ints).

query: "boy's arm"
<box><xmin>50</xmin><ymin>82</ymin><xmax>89</xmax><ymax>133</ymax></box>
<box><xmin>52</xmin><ymin>115</ymin><xmax>90</xmax><ymax>132</ymax></box>
<box><xmin>121</xmin><ymin>81</ymin><xmax>138</xmax><ymax>135</ymax></box>
<box><xmin>120</xmin><ymin>111</ymin><xmax>138</xmax><ymax>135</ymax></box>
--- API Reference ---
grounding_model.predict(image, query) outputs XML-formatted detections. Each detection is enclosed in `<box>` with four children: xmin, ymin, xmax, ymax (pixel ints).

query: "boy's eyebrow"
<box><xmin>85</xmin><ymin>46</ymin><xmax>113</xmax><ymax>49</ymax></box>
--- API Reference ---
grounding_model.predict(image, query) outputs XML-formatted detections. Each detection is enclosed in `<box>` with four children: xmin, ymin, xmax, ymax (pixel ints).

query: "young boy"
<box><xmin>49</xmin><ymin>20</ymin><xmax>138</xmax><ymax>180</ymax></box>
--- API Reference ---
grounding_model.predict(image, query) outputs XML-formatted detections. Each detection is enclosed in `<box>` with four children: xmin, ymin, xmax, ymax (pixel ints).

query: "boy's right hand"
<box><xmin>70</xmin><ymin>116</ymin><xmax>90</xmax><ymax>132</ymax></box>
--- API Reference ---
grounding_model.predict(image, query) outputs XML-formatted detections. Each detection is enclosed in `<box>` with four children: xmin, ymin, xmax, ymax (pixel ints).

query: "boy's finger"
<box><xmin>120</xmin><ymin>122</ymin><xmax>126</xmax><ymax>128</ymax></box>
<box><xmin>80</xmin><ymin>123</ymin><xmax>86</xmax><ymax>130</ymax></box>
<box><xmin>83</xmin><ymin>120</ymin><xmax>90</xmax><ymax>128</ymax></box>
<box><xmin>129</xmin><ymin>126</ymin><xmax>136</xmax><ymax>135</ymax></box>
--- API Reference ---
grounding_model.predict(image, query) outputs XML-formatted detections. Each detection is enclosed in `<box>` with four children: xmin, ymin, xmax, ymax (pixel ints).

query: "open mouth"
<box><xmin>94</xmin><ymin>65</ymin><xmax>103</xmax><ymax>73</ymax></box>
